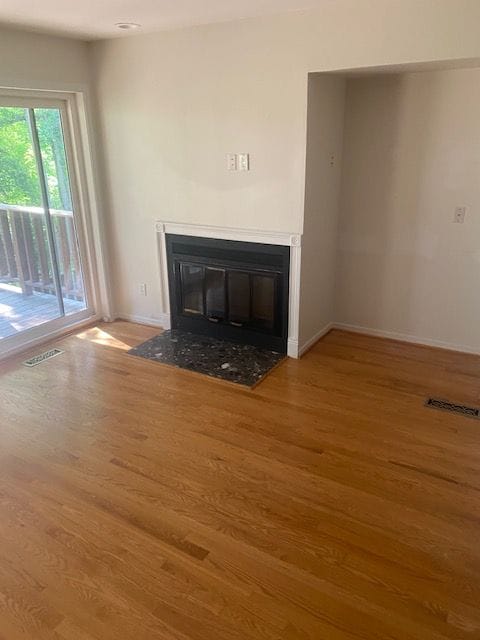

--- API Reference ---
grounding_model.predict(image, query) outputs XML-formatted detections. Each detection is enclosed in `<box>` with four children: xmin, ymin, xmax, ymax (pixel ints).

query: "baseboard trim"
<box><xmin>113</xmin><ymin>316</ymin><xmax>480</xmax><ymax>358</ymax></box>
<box><xmin>287</xmin><ymin>338</ymin><xmax>299</xmax><ymax>359</ymax></box>
<box><xmin>333</xmin><ymin>322</ymin><xmax>480</xmax><ymax>356</ymax></box>
<box><xmin>298</xmin><ymin>322</ymin><xmax>334</xmax><ymax>357</ymax></box>
<box><xmin>117</xmin><ymin>313</ymin><xmax>171</xmax><ymax>330</ymax></box>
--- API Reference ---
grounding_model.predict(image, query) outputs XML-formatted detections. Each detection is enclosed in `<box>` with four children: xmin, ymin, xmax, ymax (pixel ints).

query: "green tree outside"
<box><xmin>0</xmin><ymin>107</ymin><xmax>72</xmax><ymax>210</ymax></box>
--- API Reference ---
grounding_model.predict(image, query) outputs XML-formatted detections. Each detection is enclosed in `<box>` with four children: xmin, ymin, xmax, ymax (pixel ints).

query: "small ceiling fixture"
<box><xmin>115</xmin><ymin>22</ymin><xmax>141</xmax><ymax>30</ymax></box>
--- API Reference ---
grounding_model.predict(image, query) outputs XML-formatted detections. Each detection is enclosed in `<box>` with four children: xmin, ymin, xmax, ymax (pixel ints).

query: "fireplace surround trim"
<box><xmin>155</xmin><ymin>221</ymin><xmax>302</xmax><ymax>358</ymax></box>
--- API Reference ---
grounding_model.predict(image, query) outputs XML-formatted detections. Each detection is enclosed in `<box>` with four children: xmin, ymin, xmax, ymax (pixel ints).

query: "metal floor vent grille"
<box><xmin>23</xmin><ymin>348</ymin><xmax>64</xmax><ymax>367</ymax></box>
<box><xmin>425</xmin><ymin>397</ymin><xmax>480</xmax><ymax>419</ymax></box>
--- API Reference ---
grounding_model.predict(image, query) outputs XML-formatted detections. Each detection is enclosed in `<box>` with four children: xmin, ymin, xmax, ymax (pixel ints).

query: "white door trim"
<box><xmin>0</xmin><ymin>87</ymin><xmax>112</xmax><ymax>320</ymax></box>
<box><xmin>0</xmin><ymin>87</ymin><xmax>112</xmax><ymax>360</ymax></box>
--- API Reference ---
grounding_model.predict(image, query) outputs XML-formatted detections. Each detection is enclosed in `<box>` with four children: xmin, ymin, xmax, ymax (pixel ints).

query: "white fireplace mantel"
<box><xmin>155</xmin><ymin>220</ymin><xmax>302</xmax><ymax>358</ymax></box>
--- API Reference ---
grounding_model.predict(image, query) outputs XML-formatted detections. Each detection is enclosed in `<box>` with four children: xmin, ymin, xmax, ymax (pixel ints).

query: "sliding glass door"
<box><xmin>0</xmin><ymin>97</ymin><xmax>92</xmax><ymax>344</ymax></box>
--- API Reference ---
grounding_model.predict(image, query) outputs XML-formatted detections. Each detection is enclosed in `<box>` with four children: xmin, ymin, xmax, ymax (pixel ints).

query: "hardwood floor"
<box><xmin>0</xmin><ymin>321</ymin><xmax>479</xmax><ymax>639</ymax></box>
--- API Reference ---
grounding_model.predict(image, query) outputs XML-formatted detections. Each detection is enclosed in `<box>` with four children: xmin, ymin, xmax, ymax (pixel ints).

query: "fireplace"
<box><xmin>166</xmin><ymin>234</ymin><xmax>290</xmax><ymax>352</ymax></box>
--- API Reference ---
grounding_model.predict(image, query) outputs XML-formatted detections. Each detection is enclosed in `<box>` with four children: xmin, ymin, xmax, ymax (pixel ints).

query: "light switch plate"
<box><xmin>226</xmin><ymin>153</ymin><xmax>237</xmax><ymax>171</ymax></box>
<box><xmin>238</xmin><ymin>153</ymin><xmax>250</xmax><ymax>171</ymax></box>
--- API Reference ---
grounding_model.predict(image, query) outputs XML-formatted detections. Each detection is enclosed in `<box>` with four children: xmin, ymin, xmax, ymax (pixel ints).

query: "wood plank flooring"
<box><xmin>0</xmin><ymin>321</ymin><xmax>479</xmax><ymax>639</ymax></box>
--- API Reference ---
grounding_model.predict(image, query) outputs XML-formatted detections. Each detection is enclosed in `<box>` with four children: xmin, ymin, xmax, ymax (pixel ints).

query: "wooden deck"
<box><xmin>0</xmin><ymin>283</ymin><xmax>84</xmax><ymax>339</ymax></box>
<box><xmin>0</xmin><ymin>321</ymin><xmax>479</xmax><ymax>639</ymax></box>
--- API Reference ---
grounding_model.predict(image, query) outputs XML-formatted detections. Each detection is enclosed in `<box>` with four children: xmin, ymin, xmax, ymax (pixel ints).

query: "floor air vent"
<box><xmin>425</xmin><ymin>397</ymin><xmax>480</xmax><ymax>419</ymax></box>
<box><xmin>22</xmin><ymin>348</ymin><xmax>64</xmax><ymax>367</ymax></box>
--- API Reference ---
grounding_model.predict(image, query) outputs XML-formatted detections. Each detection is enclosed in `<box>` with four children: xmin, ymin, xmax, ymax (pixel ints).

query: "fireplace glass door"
<box><xmin>180</xmin><ymin>264</ymin><xmax>204</xmax><ymax>315</ymax></box>
<box><xmin>178</xmin><ymin>261</ymin><xmax>277</xmax><ymax>332</ymax></box>
<box><xmin>167</xmin><ymin>234</ymin><xmax>290</xmax><ymax>352</ymax></box>
<box><xmin>205</xmin><ymin>267</ymin><xmax>225</xmax><ymax>320</ymax></box>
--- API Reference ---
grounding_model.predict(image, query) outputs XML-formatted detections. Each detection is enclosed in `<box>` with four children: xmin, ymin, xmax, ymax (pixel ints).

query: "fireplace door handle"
<box><xmin>207</xmin><ymin>316</ymin><xmax>221</xmax><ymax>323</ymax></box>
<box><xmin>229</xmin><ymin>321</ymin><xmax>243</xmax><ymax>327</ymax></box>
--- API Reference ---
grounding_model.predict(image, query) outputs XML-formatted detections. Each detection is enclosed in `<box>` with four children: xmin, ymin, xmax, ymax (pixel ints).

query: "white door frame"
<box><xmin>0</xmin><ymin>88</ymin><xmax>112</xmax><ymax>359</ymax></box>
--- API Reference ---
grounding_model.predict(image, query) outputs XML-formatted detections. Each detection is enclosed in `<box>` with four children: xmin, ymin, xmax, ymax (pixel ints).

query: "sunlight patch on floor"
<box><xmin>0</xmin><ymin>302</ymin><xmax>14</xmax><ymax>317</ymax></box>
<box><xmin>75</xmin><ymin>326</ymin><xmax>131</xmax><ymax>350</ymax></box>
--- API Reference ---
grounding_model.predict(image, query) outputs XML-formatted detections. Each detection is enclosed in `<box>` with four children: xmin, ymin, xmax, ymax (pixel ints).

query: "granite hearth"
<box><xmin>128</xmin><ymin>329</ymin><xmax>285</xmax><ymax>387</ymax></box>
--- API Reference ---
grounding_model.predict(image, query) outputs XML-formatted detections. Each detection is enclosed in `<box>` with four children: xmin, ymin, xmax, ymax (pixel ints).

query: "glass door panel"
<box><xmin>0</xmin><ymin>106</ymin><xmax>62</xmax><ymax>338</ymax></box>
<box><xmin>180</xmin><ymin>263</ymin><xmax>204</xmax><ymax>315</ymax></box>
<box><xmin>33</xmin><ymin>108</ymin><xmax>87</xmax><ymax>312</ymax></box>
<box><xmin>251</xmin><ymin>274</ymin><xmax>275</xmax><ymax>330</ymax></box>
<box><xmin>0</xmin><ymin>102</ymin><xmax>88</xmax><ymax>341</ymax></box>
<box><xmin>205</xmin><ymin>267</ymin><xmax>225</xmax><ymax>321</ymax></box>
<box><xmin>227</xmin><ymin>271</ymin><xmax>250</xmax><ymax>325</ymax></box>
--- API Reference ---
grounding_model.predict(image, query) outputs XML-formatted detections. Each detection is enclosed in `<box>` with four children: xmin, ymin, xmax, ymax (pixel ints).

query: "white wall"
<box><xmin>336</xmin><ymin>68</ymin><xmax>480</xmax><ymax>353</ymax></box>
<box><xmin>299</xmin><ymin>74</ymin><xmax>345</xmax><ymax>353</ymax></box>
<box><xmin>0</xmin><ymin>26</ymin><xmax>90</xmax><ymax>91</ymax></box>
<box><xmin>90</xmin><ymin>0</ymin><xmax>480</xmax><ymax>329</ymax></box>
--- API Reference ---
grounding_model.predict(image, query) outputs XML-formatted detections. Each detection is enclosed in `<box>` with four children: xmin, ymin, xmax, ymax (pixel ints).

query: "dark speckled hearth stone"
<box><xmin>128</xmin><ymin>330</ymin><xmax>285</xmax><ymax>387</ymax></box>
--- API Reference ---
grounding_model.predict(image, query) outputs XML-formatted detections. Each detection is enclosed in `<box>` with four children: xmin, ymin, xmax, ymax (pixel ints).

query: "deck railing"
<box><xmin>0</xmin><ymin>203</ymin><xmax>84</xmax><ymax>301</ymax></box>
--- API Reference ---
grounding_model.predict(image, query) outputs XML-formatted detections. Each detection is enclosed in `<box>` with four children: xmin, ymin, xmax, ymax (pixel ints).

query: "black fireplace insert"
<box><xmin>166</xmin><ymin>234</ymin><xmax>290</xmax><ymax>352</ymax></box>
